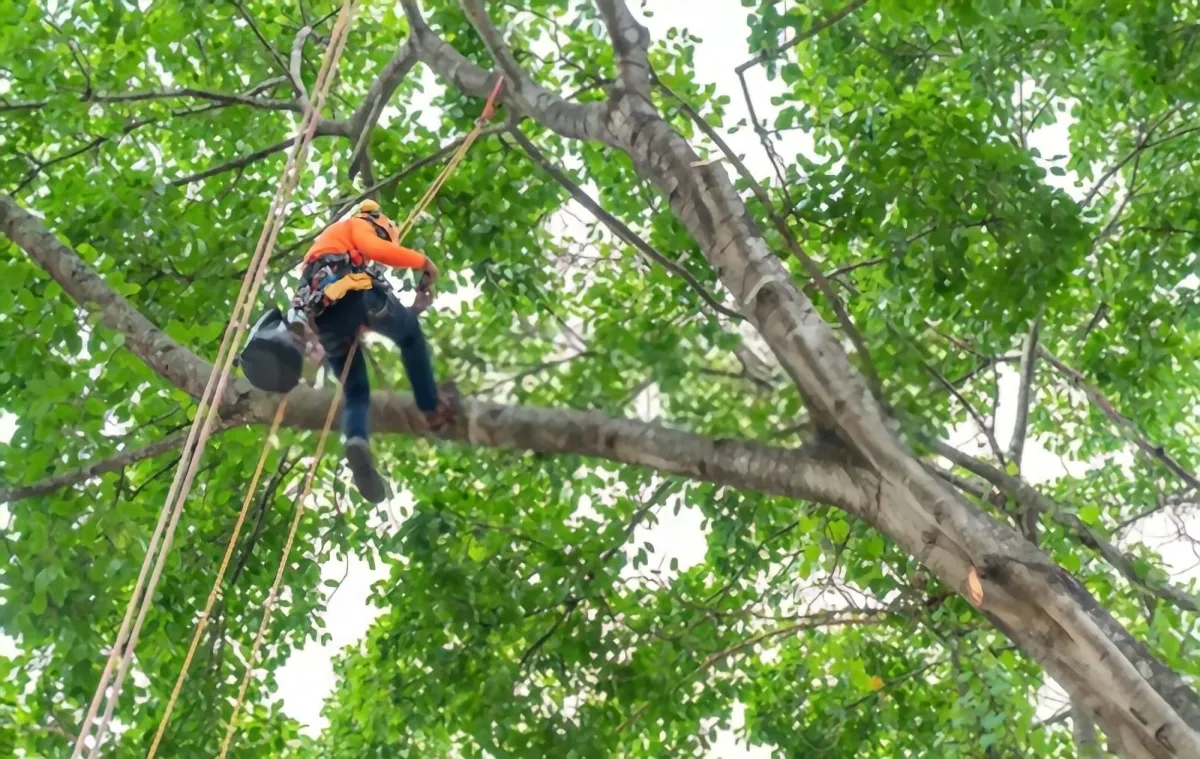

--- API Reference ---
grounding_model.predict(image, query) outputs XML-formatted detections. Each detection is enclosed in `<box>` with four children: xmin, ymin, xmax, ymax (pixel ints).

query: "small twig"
<box><xmin>733</xmin><ymin>0</ymin><xmax>868</xmax><ymax>74</ymax></box>
<box><xmin>289</xmin><ymin>26</ymin><xmax>314</xmax><ymax>108</ymax></box>
<box><xmin>0</xmin><ymin>426</ymin><xmax>206</xmax><ymax>503</ymax></box>
<box><xmin>1038</xmin><ymin>346</ymin><xmax>1200</xmax><ymax>492</ymax></box>
<box><xmin>921</xmin><ymin>359</ymin><xmax>1008</xmax><ymax>469</ymax></box>
<box><xmin>508</xmin><ymin>124</ymin><xmax>743</xmax><ymax>322</ymax></box>
<box><xmin>230</xmin><ymin>0</ymin><xmax>297</xmax><ymax>92</ymax></box>
<box><xmin>44</xmin><ymin>17</ymin><xmax>93</xmax><ymax>98</ymax></box>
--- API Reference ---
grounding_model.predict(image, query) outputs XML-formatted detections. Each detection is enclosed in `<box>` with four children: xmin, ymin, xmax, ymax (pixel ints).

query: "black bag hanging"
<box><xmin>237</xmin><ymin>307</ymin><xmax>305</xmax><ymax>394</ymax></box>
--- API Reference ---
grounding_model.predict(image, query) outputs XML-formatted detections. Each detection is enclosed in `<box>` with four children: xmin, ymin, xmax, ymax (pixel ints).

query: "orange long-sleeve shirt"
<box><xmin>303</xmin><ymin>216</ymin><xmax>427</xmax><ymax>270</ymax></box>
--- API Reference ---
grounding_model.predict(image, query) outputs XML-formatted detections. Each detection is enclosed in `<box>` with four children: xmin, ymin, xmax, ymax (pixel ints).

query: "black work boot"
<box><xmin>344</xmin><ymin>436</ymin><xmax>386</xmax><ymax>503</ymax></box>
<box><xmin>424</xmin><ymin>381</ymin><xmax>461</xmax><ymax>432</ymax></box>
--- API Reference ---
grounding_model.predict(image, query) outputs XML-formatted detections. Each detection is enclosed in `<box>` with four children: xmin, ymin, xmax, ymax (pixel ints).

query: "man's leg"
<box><xmin>316</xmin><ymin>295</ymin><xmax>387</xmax><ymax>503</ymax></box>
<box><xmin>365</xmin><ymin>289</ymin><xmax>458</xmax><ymax>428</ymax></box>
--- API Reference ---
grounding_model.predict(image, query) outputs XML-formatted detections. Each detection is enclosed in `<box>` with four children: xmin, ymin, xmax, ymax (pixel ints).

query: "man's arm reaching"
<box><xmin>349</xmin><ymin>217</ymin><xmax>427</xmax><ymax>269</ymax></box>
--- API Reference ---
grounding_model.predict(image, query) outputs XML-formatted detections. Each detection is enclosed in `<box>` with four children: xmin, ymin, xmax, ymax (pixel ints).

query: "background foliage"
<box><xmin>1</xmin><ymin>0</ymin><xmax>1198</xmax><ymax>757</ymax></box>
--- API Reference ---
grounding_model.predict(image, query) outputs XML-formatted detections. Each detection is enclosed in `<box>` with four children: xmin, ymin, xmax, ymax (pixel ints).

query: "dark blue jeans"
<box><xmin>314</xmin><ymin>285</ymin><xmax>438</xmax><ymax>440</ymax></box>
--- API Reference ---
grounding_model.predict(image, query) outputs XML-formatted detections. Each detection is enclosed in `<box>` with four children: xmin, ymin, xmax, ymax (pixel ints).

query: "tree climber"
<box><xmin>245</xmin><ymin>199</ymin><xmax>459</xmax><ymax>503</ymax></box>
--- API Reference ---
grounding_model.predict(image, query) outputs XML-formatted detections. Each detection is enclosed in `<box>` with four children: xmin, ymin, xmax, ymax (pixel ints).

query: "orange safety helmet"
<box><xmin>357</xmin><ymin>199</ymin><xmax>400</xmax><ymax>243</ymax></box>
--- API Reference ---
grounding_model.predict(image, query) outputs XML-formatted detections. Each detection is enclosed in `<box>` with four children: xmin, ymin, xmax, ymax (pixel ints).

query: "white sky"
<box><xmin>2</xmin><ymin>0</ymin><xmax>1197</xmax><ymax>755</ymax></box>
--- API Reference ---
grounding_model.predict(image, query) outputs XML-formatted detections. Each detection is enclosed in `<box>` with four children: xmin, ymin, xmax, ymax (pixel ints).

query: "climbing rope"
<box><xmin>142</xmin><ymin>403</ymin><xmax>287</xmax><ymax>758</ymax></box>
<box><xmin>144</xmin><ymin>75</ymin><xmax>507</xmax><ymax>756</ymax></box>
<box><xmin>217</xmin><ymin>342</ymin><xmax>357</xmax><ymax>758</ymax></box>
<box><xmin>72</xmin><ymin>1</ymin><xmax>360</xmax><ymax>756</ymax></box>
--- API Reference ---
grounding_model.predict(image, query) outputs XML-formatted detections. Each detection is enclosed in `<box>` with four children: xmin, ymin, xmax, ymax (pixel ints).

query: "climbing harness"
<box><xmin>72</xmin><ymin>2</ymin><xmax>361</xmax><ymax>756</ymax></box>
<box><xmin>136</xmin><ymin>74</ymin><xmax>508</xmax><ymax>759</ymax></box>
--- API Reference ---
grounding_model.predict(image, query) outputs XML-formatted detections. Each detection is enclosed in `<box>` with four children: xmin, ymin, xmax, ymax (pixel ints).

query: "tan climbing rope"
<box><xmin>142</xmin><ymin>403</ymin><xmax>287</xmax><ymax>758</ymax></box>
<box><xmin>73</xmin><ymin>1</ymin><xmax>360</xmax><ymax>756</ymax></box>
<box><xmin>217</xmin><ymin>342</ymin><xmax>358</xmax><ymax>758</ymax></box>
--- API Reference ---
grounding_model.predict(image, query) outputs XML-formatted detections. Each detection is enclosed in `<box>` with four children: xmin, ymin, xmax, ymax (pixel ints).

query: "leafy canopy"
<box><xmin>1</xmin><ymin>0</ymin><xmax>1198</xmax><ymax>757</ymax></box>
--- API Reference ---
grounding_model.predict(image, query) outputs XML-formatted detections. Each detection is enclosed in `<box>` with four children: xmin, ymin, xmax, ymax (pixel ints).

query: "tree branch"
<box><xmin>733</xmin><ymin>0</ymin><xmax>868</xmax><ymax>74</ymax></box>
<box><xmin>1083</xmin><ymin>104</ymin><xmax>1187</xmax><ymax>205</ymax></box>
<box><xmin>932</xmin><ymin>440</ymin><xmax>1200</xmax><ymax>614</ymax></box>
<box><xmin>346</xmin><ymin>38</ymin><xmax>419</xmax><ymax>184</ymax></box>
<box><xmin>1037</xmin><ymin>346</ymin><xmax>1200</xmax><ymax>493</ymax></box>
<box><xmin>1</xmin><ymin>87</ymin><xmax>301</xmax><ymax>114</ymax></box>
<box><xmin>506</xmin><ymin>124</ymin><xmax>742</xmax><ymax>322</ymax></box>
<box><xmin>1</xmin><ymin>194</ymin><xmax>876</xmax><ymax>517</ymax></box>
<box><xmin>1007</xmin><ymin>313</ymin><xmax>1042</xmax><ymax>468</ymax></box>
<box><xmin>170</xmin><ymin>119</ymin><xmax>348</xmax><ymax>187</ymax></box>
<box><xmin>0</xmin><ymin>427</ymin><xmax>200</xmax><ymax>503</ymax></box>
<box><xmin>593</xmin><ymin>0</ymin><xmax>652</xmax><ymax>99</ymax></box>
<box><xmin>654</xmin><ymin>75</ymin><xmax>884</xmax><ymax>399</ymax></box>
<box><xmin>403</xmin><ymin>0</ymin><xmax>606</xmax><ymax>143</ymax></box>
<box><xmin>1073</xmin><ymin>699</ymin><xmax>1105</xmax><ymax>758</ymax></box>
<box><xmin>230</xmin><ymin>0</ymin><xmax>298</xmax><ymax>94</ymax></box>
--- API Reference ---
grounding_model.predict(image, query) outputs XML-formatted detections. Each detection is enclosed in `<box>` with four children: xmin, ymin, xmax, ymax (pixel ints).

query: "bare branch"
<box><xmin>347</xmin><ymin>39</ymin><xmax>419</xmax><ymax>184</ymax></box>
<box><xmin>1037</xmin><ymin>346</ymin><xmax>1200</xmax><ymax>493</ymax></box>
<box><xmin>1007</xmin><ymin>313</ymin><xmax>1042</xmax><ymax>469</ymax></box>
<box><xmin>507</xmin><ymin>124</ymin><xmax>743</xmax><ymax>322</ymax></box>
<box><xmin>289</xmin><ymin>25</ymin><xmax>315</xmax><ymax>108</ymax></box>
<box><xmin>0</xmin><ymin>427</ymin><xmax>202</xmax><ymax>503</ymax></box>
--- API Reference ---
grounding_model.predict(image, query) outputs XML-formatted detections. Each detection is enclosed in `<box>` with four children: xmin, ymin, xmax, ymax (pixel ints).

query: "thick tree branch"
<box><xmin>1037</xmin><ymin>346</ymin><xmax>1200</xmax><ymax>492</ymax></box>
<box><xmin>398</xmin><ymin>17</ymin><xmax>1200</xmax><ymax>749</ymax></box>
<box><xmin>593</xmin><ymin>0</ymin><xmax>652</xmax><ymax>99</ymax></box>
<box><xmin>0</xmin><ymin>427</ymin><xmax>201</xmax><ymax>503</ymax></box>
<box><xmin>506</xmin><ymin>124</ymin><xmax>742</xmax><ymax>322</ymax></box>
<box><xmin>1</xmin><ymin>194</ymin><xmax>874</xmax><ymax>518</ymax></box>
<box><xmin>403</xmin><ymin>0</ymin><xmax>607</xmax><ymax>143</ymax></box>
<box><xmin>1073</xmin><ymin>699</ymin><xmax>1106</xmax><ymax>758</ymax></box>
<box><xmin>655</xmin><ymin>76</ymin><xmax>884</xmax><ymax>400</ymax></box>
